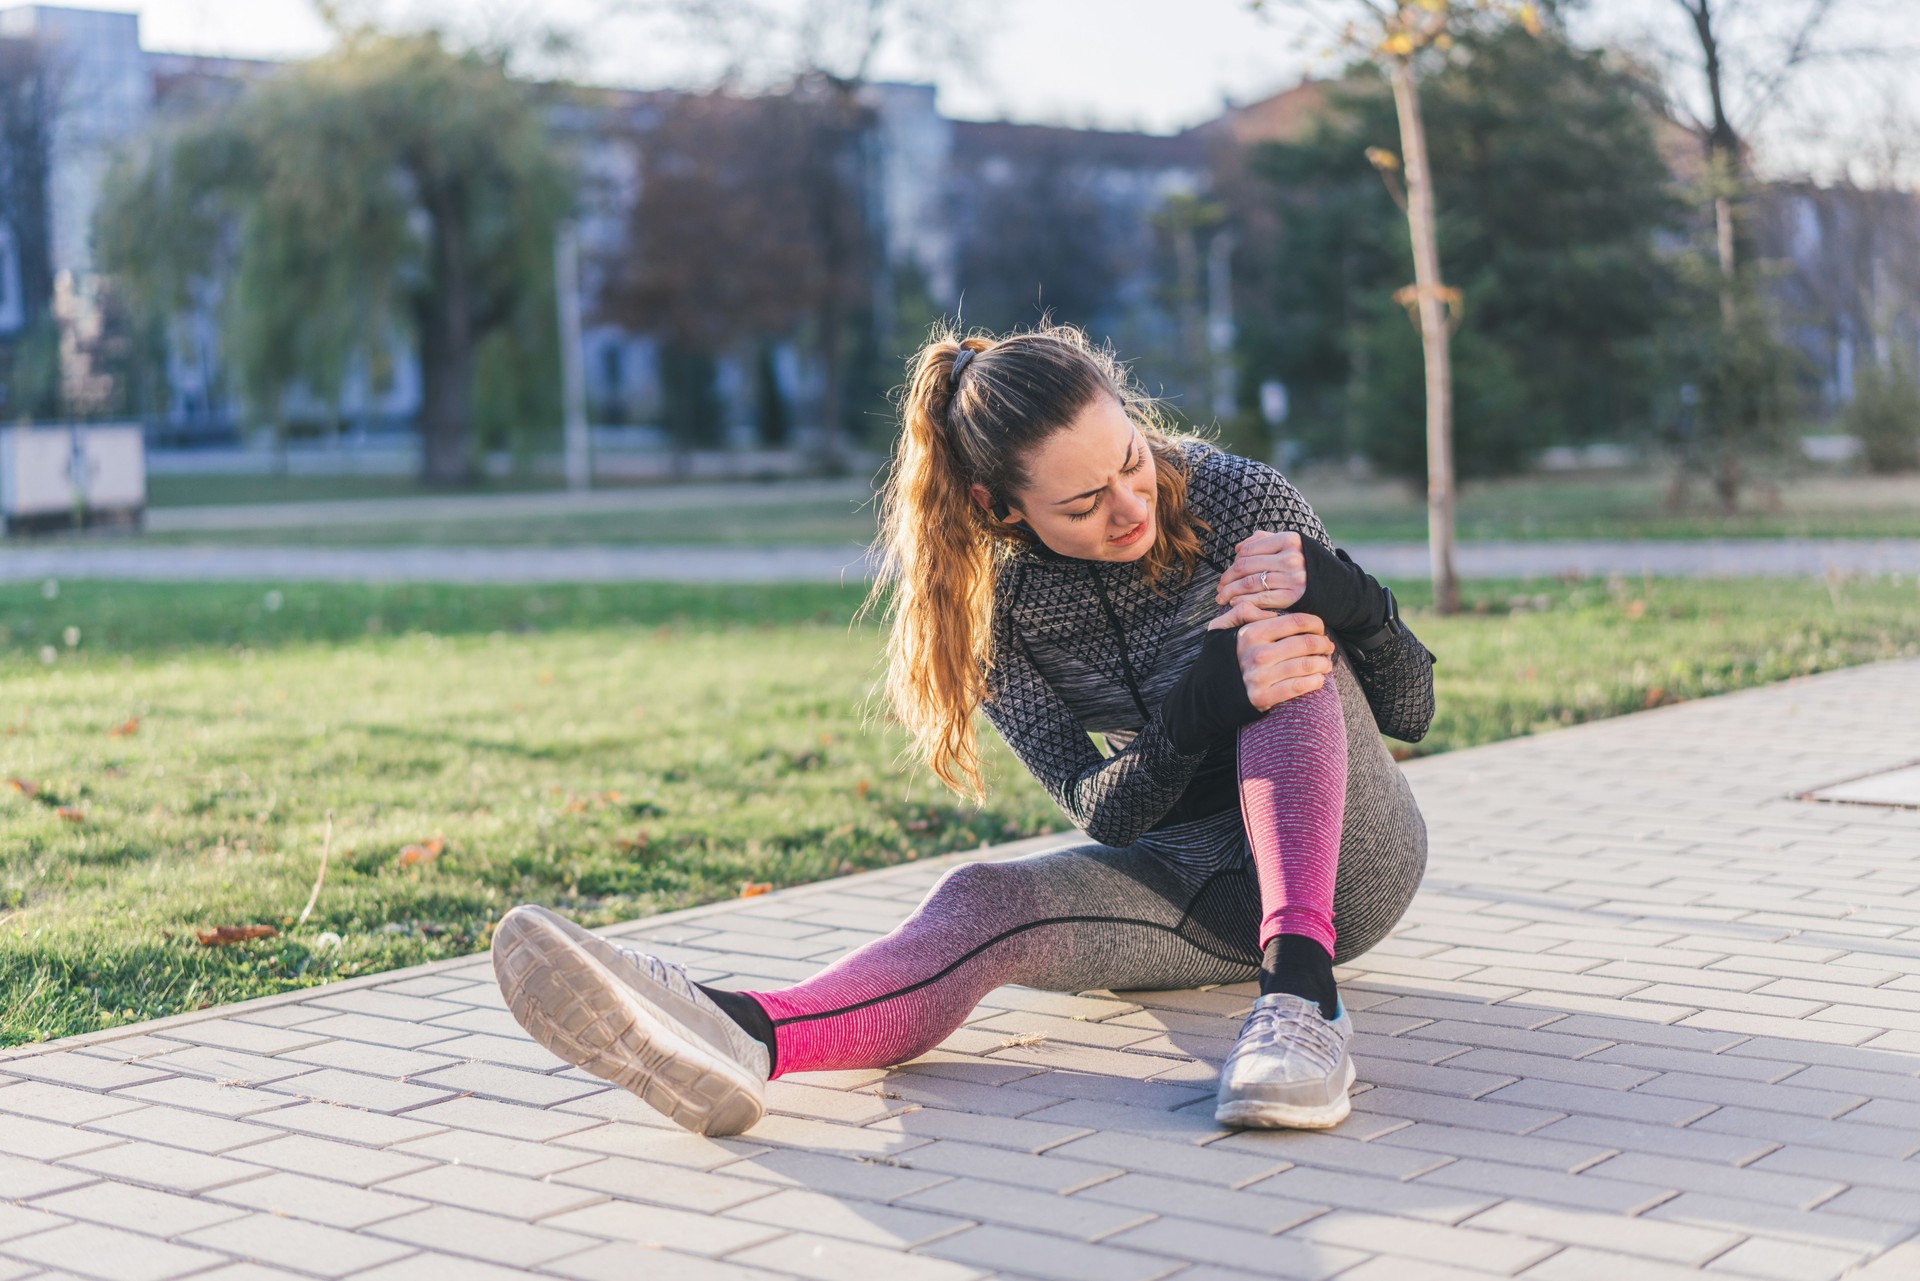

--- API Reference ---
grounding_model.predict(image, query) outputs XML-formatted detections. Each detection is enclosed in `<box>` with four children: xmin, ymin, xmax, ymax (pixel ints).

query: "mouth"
<box><xmin>1109</xmin><ymin>520</ymin><xmax>1148</xmax><ymax>548</ymax></box>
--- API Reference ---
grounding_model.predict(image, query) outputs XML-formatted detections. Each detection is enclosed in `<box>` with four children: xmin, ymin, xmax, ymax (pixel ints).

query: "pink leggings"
<box><xmin>744</xmin><ymin>674</ymin><xmax>1354</xmax><ymax>1078</ymax></box>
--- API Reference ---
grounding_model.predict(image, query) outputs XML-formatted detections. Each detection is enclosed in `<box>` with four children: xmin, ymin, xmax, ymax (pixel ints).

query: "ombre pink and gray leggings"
<box><xmin>744</xmin><ymin>656</ymin><xmax>1427</xmax><ymax>1077</ymax></box>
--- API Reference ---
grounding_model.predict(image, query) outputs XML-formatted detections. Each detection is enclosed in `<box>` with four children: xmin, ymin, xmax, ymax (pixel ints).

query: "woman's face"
<box><xmin>993</xmin><ymin>394</ymin><xmax>1157</xmax><ymax>563</ymax></box>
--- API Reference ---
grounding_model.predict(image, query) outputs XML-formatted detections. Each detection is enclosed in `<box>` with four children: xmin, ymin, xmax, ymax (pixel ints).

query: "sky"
<box><xmin>55</xmin><ymin>0</ymin><xmax>1920</xmax><ymax>183</ymax></box>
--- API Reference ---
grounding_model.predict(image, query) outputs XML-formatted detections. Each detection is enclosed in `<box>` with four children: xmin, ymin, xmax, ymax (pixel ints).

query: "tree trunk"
<box><xmin>417</xmin><ymin>196</ymin><xmax>477</xmax><ymax>486</ymax></box>
<box><xmin>1388</xmin><ymin>56</ymin><xmax>1460</xmax><ymax>616</ymax></box>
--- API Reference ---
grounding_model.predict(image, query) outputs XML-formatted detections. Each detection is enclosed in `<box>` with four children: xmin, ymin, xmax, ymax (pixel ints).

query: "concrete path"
<box><xmin>3</xmin><ymin>661</ymin><xmax>1920</xmax><ymax>1280</ymax></box>
<box><xmin>4</xmin><ymin>537</ymin><xmax>1919</xmax><ymax>584</ymax></box>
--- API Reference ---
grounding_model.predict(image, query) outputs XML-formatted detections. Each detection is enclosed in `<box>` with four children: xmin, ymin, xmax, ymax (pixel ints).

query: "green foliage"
<box><xmin>1846</xmin><ymin>350</ymin><xmax>1920</xmax><ymax>474</ymax></box>
<box><xmin>1239</xmin><ymin>24</ymin><xmax>1682</xmax><ymax>481</ymax></box>
<box><xmin>3</xmin><ymin>573</ymin><xmax>1915</xmax><ymax>1043</ymax></box>
<box><xmin>96</xmin><ymin>31</ymin><xmax>574</xmax><ymax>479</ymax></box>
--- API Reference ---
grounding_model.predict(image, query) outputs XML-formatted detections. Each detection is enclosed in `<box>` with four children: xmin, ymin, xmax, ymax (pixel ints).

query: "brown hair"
<box><xmin>863</xmin><ymin>320</ymin><xmax>1208</xmax><ymax>799</ymax></box>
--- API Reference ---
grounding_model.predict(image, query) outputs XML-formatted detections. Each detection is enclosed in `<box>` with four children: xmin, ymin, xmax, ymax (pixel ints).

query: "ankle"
<box><xmin>696</xmin><ymin>984</ymin><xmax>779</xmax><ymax>1074</ymax></box>
<box><xmin>1258</xmin><ymin>933</ymin><xmax>1338</xmax><ymax>1020</ymax></box>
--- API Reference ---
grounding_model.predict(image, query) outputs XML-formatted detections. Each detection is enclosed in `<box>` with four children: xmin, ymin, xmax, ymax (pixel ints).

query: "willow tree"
<box><xmin>98</xmin><ymin>31</ymin><xmax>573</xmax><ymax>484</ymax></box>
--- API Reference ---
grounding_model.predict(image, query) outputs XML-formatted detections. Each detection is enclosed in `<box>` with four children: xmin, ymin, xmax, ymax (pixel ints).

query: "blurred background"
<box><xmin>3</xmin><ymin>0</ymin><xmax>1919</xmax><ymax>1043</ymax></box>
<box><xmin>0</xmin><ymin>0</ymin><xmax>1915</xmax><ymax>509</ymax></box>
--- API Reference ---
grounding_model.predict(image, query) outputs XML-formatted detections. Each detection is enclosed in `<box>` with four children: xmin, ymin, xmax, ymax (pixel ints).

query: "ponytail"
<box><xmin>863</xmin><ymin>321</ymin><xmax>1208</xmax><ymax>799</ymax></box>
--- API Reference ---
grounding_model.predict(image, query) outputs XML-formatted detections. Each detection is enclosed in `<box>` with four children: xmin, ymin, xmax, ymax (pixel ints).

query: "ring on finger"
<box><xmin>1259</xmin><ymin>571</ymin><xmax>1271</xmax><ymax>592</ymax></box>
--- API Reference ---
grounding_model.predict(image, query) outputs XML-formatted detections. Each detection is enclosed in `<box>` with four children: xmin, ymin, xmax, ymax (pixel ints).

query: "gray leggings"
<box><xmin>749</xmin><ymin>658</ymin><xmax>1429</xmax><ymax>1074</ymax></box>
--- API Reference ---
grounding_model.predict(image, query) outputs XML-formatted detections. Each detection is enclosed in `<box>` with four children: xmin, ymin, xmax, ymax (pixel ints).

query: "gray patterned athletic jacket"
<box><xmin>981</xmin><ymin>439</ymin><xmax>1435</xmax><ymax>848</ymax></box>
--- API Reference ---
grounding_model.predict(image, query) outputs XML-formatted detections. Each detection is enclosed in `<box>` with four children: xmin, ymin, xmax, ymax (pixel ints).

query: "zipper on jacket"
<box><xmin>1086</xmin><ymin>564</ymin><xmax>1152</xmax><ymax>722</ymax></box>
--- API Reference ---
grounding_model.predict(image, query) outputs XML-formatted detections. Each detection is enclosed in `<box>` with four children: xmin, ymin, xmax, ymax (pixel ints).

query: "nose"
<box><xmin>1111</xmin><ymin>483</ymin><xmax>1151</xmax><ymax>527</ymax></box>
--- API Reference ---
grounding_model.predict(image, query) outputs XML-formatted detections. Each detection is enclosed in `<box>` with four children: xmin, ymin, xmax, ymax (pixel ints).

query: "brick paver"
<box><xmin>3</xmin><ymin>659</ymin><xmax>1919</xmax><ymax>1279</ymax></box>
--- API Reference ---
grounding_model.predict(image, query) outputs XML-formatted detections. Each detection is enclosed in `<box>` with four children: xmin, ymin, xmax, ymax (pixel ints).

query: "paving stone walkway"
<box><xmin>4</xmin><ymin>660</ymin><xmax>1920</xmax><ymax>1280</ymax></box>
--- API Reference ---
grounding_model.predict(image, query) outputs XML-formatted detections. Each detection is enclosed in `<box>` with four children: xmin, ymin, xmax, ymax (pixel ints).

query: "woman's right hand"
<box><xmin>1206</xmin><ymin>601</ymin><xmax>1336</xmax><ymax>712</ymax></box>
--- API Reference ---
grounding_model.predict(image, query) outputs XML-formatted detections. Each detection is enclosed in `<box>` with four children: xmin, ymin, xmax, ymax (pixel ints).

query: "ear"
<box><xmin>968</xmin><ymin>482</ymin><xmax>1024</xmax><ymax>524</ymax></box>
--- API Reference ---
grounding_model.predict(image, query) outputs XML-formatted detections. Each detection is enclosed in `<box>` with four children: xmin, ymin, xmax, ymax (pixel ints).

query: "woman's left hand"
<box><xmin>1215</xmin><ymin>529</ymin><xmax>1307</xmax><ymax>613</ymax></box>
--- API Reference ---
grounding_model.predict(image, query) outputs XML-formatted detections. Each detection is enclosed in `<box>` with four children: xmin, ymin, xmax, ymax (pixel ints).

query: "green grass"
<box><xmin>146</xmin><ymin>472</ymin><xmax>574</xmax><ymax>508</ymax></box>
<box><xmin>4</xmin><ymin>575</ymin><xmax>1916</xmax><ymax>1046</ymax></box>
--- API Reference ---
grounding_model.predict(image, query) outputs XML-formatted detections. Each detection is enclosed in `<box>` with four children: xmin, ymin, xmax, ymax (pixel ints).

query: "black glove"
<box><xmin>1295</xmin><ymin>540</ymin><xmax>1396</xmax><ymax>647</ymax></box>
<box><xmin>1159</xmin><ymin>628</ymin><xmax>1262</xmax><ymax>754</ymax></box>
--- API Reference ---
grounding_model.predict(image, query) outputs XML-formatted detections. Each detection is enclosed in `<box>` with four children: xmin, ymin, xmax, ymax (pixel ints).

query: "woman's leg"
<box><xmin>740</xmin><ymin>816</ymin><xmax>1258</xmax><ymax>1077</ymax></box>
<box><xmin>738</xmin><ymin>660</ymin><xmax>1426</xmax><ymax>1081</ymax></box>
<box><xmin>1325</xmin><ymin>650</ymin><xmax>1429</xmax><ymax>964</ymax></box>
<box><xmin>1236</xmin><ymin>661</ymin><xmax>1348</xmax><ymax>1014</ymax></box>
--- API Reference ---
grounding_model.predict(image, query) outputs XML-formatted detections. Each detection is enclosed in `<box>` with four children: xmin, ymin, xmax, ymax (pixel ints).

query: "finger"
<box><xmin>1217</xmin><ymin>554</ymin><xmax>1307</xmax><ymax>602</ymax></box>
<box><xmin>1257</xmin><ymin>672</ymin><xmax>1328</xmax><ymax>708</ymax></box>
<box><xmin>1242</xmin><ymin>611</ymin><xmax>1329</xmax><ymax>644</ymax></box>
<box><xmin>1206</xmin><ymin>599</ymin><xmax>1273</xmax><ymax>631</ymax></box>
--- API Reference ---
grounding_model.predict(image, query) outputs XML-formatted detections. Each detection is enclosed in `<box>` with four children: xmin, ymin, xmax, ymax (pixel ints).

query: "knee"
<box><xmin>924</xmin><ymin>858</ymin><xmax>1026</xmax><ymax>911</ymax></box>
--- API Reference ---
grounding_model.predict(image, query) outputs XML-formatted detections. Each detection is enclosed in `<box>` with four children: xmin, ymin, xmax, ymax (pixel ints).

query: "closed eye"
<box><xmin>1065</xmin><ymin>439</ymin><xmax>1147</xmax><ymax>522</ymax></box>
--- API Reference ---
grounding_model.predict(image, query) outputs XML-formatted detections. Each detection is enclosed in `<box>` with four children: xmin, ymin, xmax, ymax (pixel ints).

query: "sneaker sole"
<box><xmin>1214</xmin><ymin>1057</ymin><xmax>1357</xmax><ymax>1130</ymax></box>
<box><xmin>491</xmin><ymin>906</ymin><xmax>765</xmax><ymax>1136</ymax></box>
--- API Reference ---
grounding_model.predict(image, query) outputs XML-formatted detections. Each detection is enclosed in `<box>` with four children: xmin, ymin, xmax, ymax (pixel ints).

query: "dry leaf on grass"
<box><xmin>54</xmin><ymin>806</ymin><xmax>84</xmax><ymax>822</ymax></box>
<box><xmin>108</xmin><ymin>717</ymin><xmax>139</xmax><ymax>738</ymax></box>
<box><xmin>6</xmin><ymin>778</ymin><xmax>37</xmax><ymax>797</ymax></box>
<box><xmin>739</xmin><ymin>881</ymin><xmax>772</xmax><ymax>898</ymax></box>
<box><xmin>196</xmin><ymin>924</ymin><xmax>278</xmax><ymax>946</ymax></box>
<box><xmin>398</xmin><ymin>835</ymin><xmax>444</xmax><ymax>867</ymax></box>
<box><xmin>615</xmin><ymin>832</ymin><xmax>650</xmax><ymax>852</ymax></box>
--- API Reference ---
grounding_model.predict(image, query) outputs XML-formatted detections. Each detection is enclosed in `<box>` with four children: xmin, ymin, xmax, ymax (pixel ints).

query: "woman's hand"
<box><xmin>1215</xmin><ymin>530</ymin><xmax>1307</xmax><ymax>613</ymax></box>
<box><xmin>1205</xmin><ymin>602</ymin><xmax>1335</xmax><ymax>712</ymax></box>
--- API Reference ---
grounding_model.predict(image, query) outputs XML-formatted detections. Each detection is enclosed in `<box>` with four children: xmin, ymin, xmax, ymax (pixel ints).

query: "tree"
<box><xmin>1239</xmin><ymin>25</ymin><xmax>1680</xmax><ymax>491</ymax></box>
<box><xmin>1255</xmin><ymin>0</ymin><xmax>1541</xmax><ymax>615</ymax></box>
<box><xmin>97</xmin><ymin>30</ymin><xmax>574</xmax><ymax>484</ymax></box>
<box><xmin>0</xmin><ymin>33</ymin><xmax>59</xmax><ymax>421</ymax></box>
<box><xmin>600</xmin><ymin>89</ymin><xmax>869</xmax><ymax>453</ymax></box>
<box><xmin>605</xmin><ymin>0</ymin><xmax>972</xmax><ymax>468</ymax></box>
<box><xmin>1641</xmin><ymin>0</ymin><xmax>1909</xmax><ymax>508</ymax></box>
<box><xmin>948</xmin><ymin>134</ymin><xmax>1123</xmax><ymax>335</ymax></box>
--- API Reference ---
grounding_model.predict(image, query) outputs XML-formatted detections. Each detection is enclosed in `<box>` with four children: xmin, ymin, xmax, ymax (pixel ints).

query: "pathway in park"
<box><xmin>5</xmin><ymin>537</ymin><xmax>1920</xmax><ymax>584</ymax></box>
<box><xmin>3</xmin><ymin>659</ymin><xmax>1920</xmax><ymax>1278</ymax></box>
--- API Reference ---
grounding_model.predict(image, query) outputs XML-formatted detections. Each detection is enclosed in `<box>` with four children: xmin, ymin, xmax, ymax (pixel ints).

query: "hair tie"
<box><xmin>950</xmin><ymin>344</ymin><xmax>976</xmax><ymax>383</ymax></box>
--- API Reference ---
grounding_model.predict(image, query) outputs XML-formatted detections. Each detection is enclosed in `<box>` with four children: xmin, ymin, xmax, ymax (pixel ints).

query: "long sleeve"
<box><xmin>980</xmin><ymin>612</ymin><xmax>1211</xmax><ymax>848</ymax></box>
<box><xmin>1191</xmin><ymin>445</ymin><xmax>1436</xmax><ymax>742</ymax></box>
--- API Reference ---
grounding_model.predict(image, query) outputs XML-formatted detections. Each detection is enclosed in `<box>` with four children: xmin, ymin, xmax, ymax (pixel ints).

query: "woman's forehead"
<box><xmin>1028</xmin><ymin>398</ymin><xmax>1137</xmax><ymax>494</ymax></box>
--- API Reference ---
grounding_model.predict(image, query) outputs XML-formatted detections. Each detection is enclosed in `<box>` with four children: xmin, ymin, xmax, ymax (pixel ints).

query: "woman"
<box><xmin>491</xmin><ymin>323</ymin><xmax>1435</xmax><ymax>1137</ymax></box>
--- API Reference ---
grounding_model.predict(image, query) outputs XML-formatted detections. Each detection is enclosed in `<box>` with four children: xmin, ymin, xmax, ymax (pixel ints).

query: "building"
<box><xmin>0</xmin><ymin>3</ymin><xmax>1225</xmax><ymax>455</ymax></box>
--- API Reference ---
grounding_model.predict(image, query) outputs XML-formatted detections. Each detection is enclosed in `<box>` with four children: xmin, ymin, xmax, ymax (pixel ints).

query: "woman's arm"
<box><xmin>980</xmin><ymin>613</ymin><xmax>1211</xmax><ymax>848</ymax></box>
<box><xmin>1195</xmin><ymin>449</ymin><xmax>1437</xmax><ymax>742</ymax></box>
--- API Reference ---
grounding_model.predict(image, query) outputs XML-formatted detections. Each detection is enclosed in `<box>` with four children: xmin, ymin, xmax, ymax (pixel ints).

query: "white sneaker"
<box><xmin>491</xmin><ymin>904</ymin><xmax>771</xmax><ymax>1136</ymax></box>
<box><xmin>1214</xmin><ymin>992</ymin><xmax>1355</xmax><ymax>1129</ymax></box>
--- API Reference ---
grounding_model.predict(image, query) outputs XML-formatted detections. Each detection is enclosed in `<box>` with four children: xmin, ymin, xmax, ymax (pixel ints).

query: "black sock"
<box><xmin>1259</xmin><ymin>933</ymin><xmax>1339</xmax><ymax>1020</ymax></box>
<box><xmin>695</xmin><ymin>984</ymin><xmax>778</xmax><ymax>1075</ymax></box>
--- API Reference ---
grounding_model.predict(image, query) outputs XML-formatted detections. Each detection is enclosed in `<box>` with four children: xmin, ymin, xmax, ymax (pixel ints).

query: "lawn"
<box><xmin>122</xmin><ymin>468</ymin><xmax>1920</xmax><ymax>545</ymax></box>
<box><xmin>3</xmin><ymin>574</ymin><xmax>1916</xmax><ymax>1046</ymax></box>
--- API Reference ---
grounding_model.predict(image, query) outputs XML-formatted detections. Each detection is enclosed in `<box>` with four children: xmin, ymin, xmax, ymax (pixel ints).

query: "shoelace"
<box><xmin>1239</xmin><ymin>1000</ymin><xmax>1347</xmax><ymax>1074</ymax></box>
<box><xmin>616</xmin><ymin>946</ymin><xmax>696</xmax><ymax>1001</ymax></box>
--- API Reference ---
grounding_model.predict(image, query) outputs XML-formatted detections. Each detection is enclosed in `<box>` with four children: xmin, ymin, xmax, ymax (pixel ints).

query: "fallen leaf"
<box><xmin>1624</xmin><ymin>600</ymin><xmax>1647</xmax><ymax>619</ymax></box>
<box><xmin>855</xmin><ymin>779</ymin><xmax>870</xmax><ymax>797</ymax></box>
<box><xmin>55</xmin><ymin>806</ymin><xmax>84</xmax><ymax>822</ymax></box>
<box><xmin>6</xmin><ymin>778</ymin><xmax>37</xmax><ymax>797</ymax></box>
<box><xmin>739</xmin><ymin>881</ymin><xmax>772</xmax><ymax>898</ymax></box>
<box><xmin>1643</xmin><ymin>686</ymin><xmax>1668</xmax><ymax>709</ymax></box>
<box><xmin>398</xmin><ymin>837</ymin><xmax>442</xmax><ymax>867</ymax></box>
<box><xmin>615</xmin><ymin>832</ymin><xmax>650</xmax><ymax>852</ymax></box>
<box><xmin>108</xmin><ymin>717</ymin><xmax>139</xmax><ymax>738</ymax></box>
<box><xmin>196</xmin><ymin>924</ymin><xmax>278</xmax><ymax>946</ymax></box>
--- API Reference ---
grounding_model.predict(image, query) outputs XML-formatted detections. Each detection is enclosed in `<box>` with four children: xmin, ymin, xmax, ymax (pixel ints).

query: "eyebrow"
<box><xmin>1052</xmin><ymin>434</ymin><xmax>1139</xmax><ymax>506</ymax></box>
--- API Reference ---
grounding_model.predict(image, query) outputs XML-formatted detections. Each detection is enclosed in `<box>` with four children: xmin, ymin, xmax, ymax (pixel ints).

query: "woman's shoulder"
<box><xmin>1173</xmin><ymin>436</ymin><xmax>1329</xmax><ymax>547</ymax></box>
